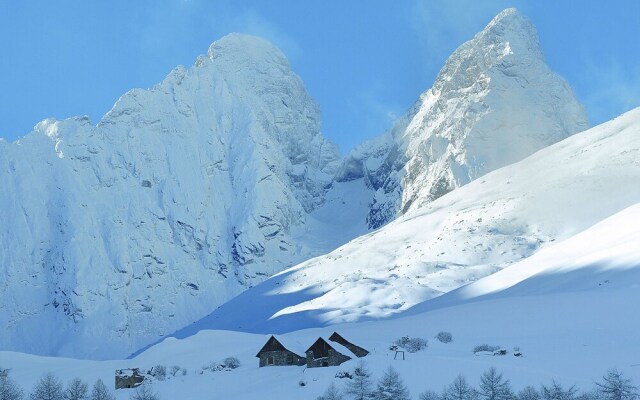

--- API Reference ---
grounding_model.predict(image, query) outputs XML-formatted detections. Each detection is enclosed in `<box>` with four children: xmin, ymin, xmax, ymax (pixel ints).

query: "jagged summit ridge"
<box><xmin>343</xmin><ymin>8</ymin><xmax>588</xmax><ymax>228</ymax></box>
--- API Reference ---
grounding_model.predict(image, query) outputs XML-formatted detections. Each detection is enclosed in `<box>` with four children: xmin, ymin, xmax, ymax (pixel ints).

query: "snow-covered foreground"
<box><xmin>3</xmin><ymin>201</ymin><xmax>640</xmax><ymax>399</ymax></box>
<box><xmin>170</xmin><ymin>107</ymin><xmax>640</xmax><ymax>337</ymax></box>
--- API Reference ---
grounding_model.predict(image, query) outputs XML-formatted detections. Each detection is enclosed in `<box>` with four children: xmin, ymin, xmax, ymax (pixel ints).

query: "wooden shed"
<box><xmin>256</xmin><ymin>336</ymin><xmax>306</xmax><ymax>367</ymax></box>
<box><xmin>305</xmin><ymin>337</ymin><xmax>351</xmax><ymax>368</ymax></box>
<box><xmin>329</xmin><ymin>332</ymin><xmax>369</xmax><ymax>358</ymax></box>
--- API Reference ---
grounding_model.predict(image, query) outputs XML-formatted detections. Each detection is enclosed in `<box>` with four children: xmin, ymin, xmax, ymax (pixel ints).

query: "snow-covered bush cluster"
<box><xmin>392</xmin><ymin>336</ymin><xmax>428</xmax><ymax>353</ymax></box>
<box><xmin>150</xmin><ymin>365</ymin><xmax>166</xmax><ymax>381</ymax></box>
<box><xmin>223</xmin><ymin>357</ymin><xmax>241</xmax><ymax>370</ymax></box>
<box><xmin>473</xmin><ymin>344</ymin><xmax>501</xmax><ymax>354</ymax></box>
<box><xmin>202</xmin><ymin>356</ymin><xmax>241</xmax><ymax>372</ymax></box>
<box><xmin>436</xmin><ymin>331</ymin><xmax>453</xmax><ymax>343</ymax></box>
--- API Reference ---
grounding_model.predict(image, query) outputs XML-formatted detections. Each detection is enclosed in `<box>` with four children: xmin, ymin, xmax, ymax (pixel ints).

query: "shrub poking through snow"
<box><xmin>393</xmin><ymin>336</ymin><xmax>428</xmax><ymax>353</ymax></box>
<box><xmin>203</xmin><ymin>357</ymin><xmax>240</xmax><ymax>372</ymax></box>
<box><xmin>150</xmin><ymin>365</ymin><xmax>166</xmax><ymax>381</ymax></box>
<box><xmin>473</xmin><ymin>344</ymin><xmax>501</xmax><ymax>354</ymax></box>
<box><xmin>223</xmin><ymin>357</ymin><xmax>241</xmax><ymax>370</ymax></box>
<box><xmin>436</xmin><ymin>331</ymin><xmax>453</xmax><ymax>343</ymax></box>
<box><xmin>335</xmin><ymin>370</ymin><xmax>353</xmax><ymax>379</ymax></box>
<box><xmin>169</xmin><ymin>366</ymin><xmax>181</xmax><ymax>377</ymax></box>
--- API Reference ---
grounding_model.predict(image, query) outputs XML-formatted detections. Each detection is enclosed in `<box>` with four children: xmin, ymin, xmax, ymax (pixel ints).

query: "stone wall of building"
<box><xmin>258</xmin><ymin>350</ymin><xmax>306</xmax><ymax>367</ymax></box>
<box><xmin>305</xmin><ymin>349</ymin><xmax>350</xmax><ymax>368</ymax></box>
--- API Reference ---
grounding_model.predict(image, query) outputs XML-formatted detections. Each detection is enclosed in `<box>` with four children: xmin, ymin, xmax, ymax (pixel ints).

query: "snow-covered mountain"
<box><xmin>0</xmin><ymin>8</ymin><xmax>595</xmax><ymax>359</ymax></box>
<box><xmin>339</xmin><ymin>8</ymin><xmax>588</xmax><ymax>228</ymax></box>
<box><xmin>192</xmin><ymin>106</ymin><xmax>640</xmax><ymax>335</ymax></box>
<box><xmin>0</xmin><ymin>33</ymin><xmax>347</xmax><ymax>359</ymax></box>
<box><xmin>3</xmin><ymin>201</ymin><xmax>640</xmax><ymax>399</ymax></box>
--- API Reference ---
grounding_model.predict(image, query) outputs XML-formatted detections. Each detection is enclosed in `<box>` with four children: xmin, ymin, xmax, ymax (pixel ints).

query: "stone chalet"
<box><xmin>257</xmin><ymin>332</ymin><xmax>368</xmax><ymax>368</ymax></box>
<box><xmin>256</xmin><ymin>336</ymin><xmax>306</xmax><ymax>367</ymax></box>
<box><xmin>305</xmin><ymin>337</ymin><xmax>352</xmax><ymax>367</ymax></box>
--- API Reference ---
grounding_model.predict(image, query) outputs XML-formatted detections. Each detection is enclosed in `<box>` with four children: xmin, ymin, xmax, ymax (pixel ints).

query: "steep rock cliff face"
<box><xmin>339</xmin><ymin>8</ymin><xmax>588</xmax><ymax>228</ymax></box>
<box><xmin>0</xmin><ymin>34</ymin><xmax>340</xmax><ymax>358</ymax></box>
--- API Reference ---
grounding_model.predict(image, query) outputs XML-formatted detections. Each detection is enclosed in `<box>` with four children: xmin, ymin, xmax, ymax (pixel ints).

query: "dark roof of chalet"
<box><xmin>329</xmin><ymin>332</ymin><xmax>369</xmax><ymax>356</ymax></box>
<box><xmin>305</xmin><ymin>337</ymin><xmax>344</xmax><ymax>359</ymax></box>
<box><xmin>256</xmin><ymin>336</ymin><xmax>302</xmax><ymax>358</ymax></box>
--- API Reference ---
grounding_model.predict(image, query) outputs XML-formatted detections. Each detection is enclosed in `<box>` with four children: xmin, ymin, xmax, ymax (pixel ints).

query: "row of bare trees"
<box><xmin>316</xmin><ymin>363</ymin><xmax>639</xmax><ymax>400</ymax></box>
<box><xmin>1</xmin><ymin>371</ymin><xmax>115</xmax><ymax>400</ymax></box>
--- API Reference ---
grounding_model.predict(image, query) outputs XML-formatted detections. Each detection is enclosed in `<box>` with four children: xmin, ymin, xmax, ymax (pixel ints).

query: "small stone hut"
<box><xmin>329</xmin><ymin>332</ymin><xmax>369</xmax><ymax>358</ymax></box>
<box><xmin>115</xmin><ymin>368</ymin><xmax>145</xmax><ymax>389</ymax></box>
<box><xmin>256</xmin><ymin>336</ymin><xmax>306</xmax><ymax>367</ymax></box>
<box><xmin>305</xmin><ymin>337</ymin><xmax>351</xmax><ymax>368</ymax></box>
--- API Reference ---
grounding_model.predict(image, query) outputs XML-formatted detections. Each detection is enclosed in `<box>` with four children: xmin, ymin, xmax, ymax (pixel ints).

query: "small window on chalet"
<box><xmin>286</xmin><ymin>355</ymin><xmax>294</xmax><ymax>364</ymax></box>
<box><xmin>267</xmin><ymin>356</ymin><xmax>274</xmax><ymax>365</ymax></box>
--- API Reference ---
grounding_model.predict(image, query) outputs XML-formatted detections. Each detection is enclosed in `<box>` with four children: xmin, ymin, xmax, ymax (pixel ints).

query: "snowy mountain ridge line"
<box><xmin>185</xmin><ymin>106</ymin><xmax>640</xmax><ymax>336</ymax></box>
<box><xmin>0</xmin><ymin>8</ymin><xmax>593</xmax><ymax>359</ymax></box>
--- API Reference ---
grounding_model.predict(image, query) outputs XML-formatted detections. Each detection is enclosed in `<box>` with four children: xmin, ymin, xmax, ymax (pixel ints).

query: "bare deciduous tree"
<box><xmin>596</xmin><ymin>369</ymin><xmax>638</xmax><ymax>400</ymax></box>
<box><xmin>30</xmin><ymin>373</ymin><xmax>63</xmax><ymax>400</ymax></box>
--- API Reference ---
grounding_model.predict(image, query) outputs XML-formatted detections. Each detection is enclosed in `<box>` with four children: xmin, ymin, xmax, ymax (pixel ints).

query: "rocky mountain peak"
<box><xmin>345</xmin><ymin>8</ymin><xmax>588</xmax><ymax>228</ymax></box>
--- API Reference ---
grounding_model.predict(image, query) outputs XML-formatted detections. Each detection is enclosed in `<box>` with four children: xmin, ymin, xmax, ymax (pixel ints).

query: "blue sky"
<box><xmin>0</xmin><ymin>0</ymin><xmax>638</xmax><ymax>153</ymax></box>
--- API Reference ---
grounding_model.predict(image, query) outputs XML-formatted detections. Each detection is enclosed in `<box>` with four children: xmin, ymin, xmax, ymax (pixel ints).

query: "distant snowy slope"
<box><xmin>190</xmin><ymin>107</ymin><xmax>640</xmax><ymax>335</ymax></box>
<box><xmin>3</xmin><ymin>207</ymin><xmax>640</xmax><ymax>399</ymax></box>
<box><xmin>412</xmin><ymin>201</ymin><xmax>640</xmax><ymax>312</ymax></box>
<box><xmin>0</xmin><ymin>34</ymin><xmax>345</xmax><ymax>359</ymax></box>
<box><xmin>340</xmin><ymin>8</ymin><xmax>588</xmax><ymax>228</ymax></box>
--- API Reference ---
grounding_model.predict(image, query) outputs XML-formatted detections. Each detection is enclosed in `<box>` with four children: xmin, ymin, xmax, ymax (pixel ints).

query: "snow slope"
<box><xmin>3</xmin><ymin>202</ymin><xmax>640</xmax><ymax>398</ymax></box>
<box><xmin>410</xmin><ymin>200</ymin><xmax>640</xmax><ymax>313</ymax></box>
<box><xmin>339</xmin><ymin>8</ymin><xmax>588</xmax><ymax>228</ymax></box>
<box><xmin>189</xmin><ymin>106</ymin><xmax>640</xmax><ymax>335</ymax></box>
<box><xmin>0</xmin><ymin>34</ymin><xmax>348</xmax><ymax>359</ymax></box>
